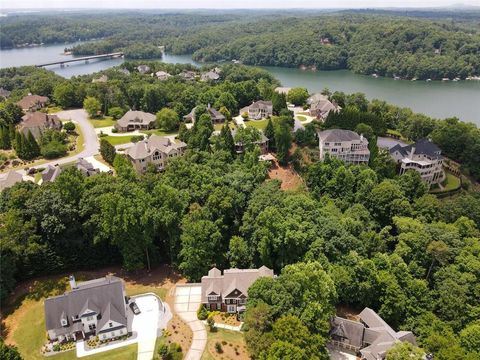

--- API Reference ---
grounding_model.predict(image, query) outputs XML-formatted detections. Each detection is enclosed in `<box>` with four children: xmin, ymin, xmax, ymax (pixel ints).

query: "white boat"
<box><xmin>372</xmin><ymin>73</ymin><xmax>379</xmax><ymax>78</ymax></box>
<box><xmin>394</xmin><ymin>76</ymin><xmax>400</xmax><ymax>80</ymax></box>
<box><xmin>453</xmin><ymin>78</ymin><xmax>460</xmax><ymax>82</ymax></box>
<box><xmin>442</xmin><ymin>78</ymin><xmax>450</xmax><ymax>81</ymax></box>
<box><xmin>411</xmin><ymin>77</ymin><xmax>417</xmax><ymax>81</ymax></box>
<box><xmin>426</xmin><ymin>79</ymin><xmax>432</xmax><ymax>82</ymax></box>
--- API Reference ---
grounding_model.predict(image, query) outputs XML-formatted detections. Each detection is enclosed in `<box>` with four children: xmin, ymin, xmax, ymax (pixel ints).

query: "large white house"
<box><xmin>389</xmin><ymin>139</ymin><xmax>445</xmax><ymax>186</ymax></box>
<box><xmin>124</xmin><ymin>135</ymin><xmax>187</xmax><ymax>174</ymax></box>
<box><xmin>44</xmin><ymin>276</ymin><xmax>129</xmax><ymax>342</ymax></box>
<box><xmin>318</xmin><ymin>129</ymin><xmax>370</xmax><ymax>165</ymax></box>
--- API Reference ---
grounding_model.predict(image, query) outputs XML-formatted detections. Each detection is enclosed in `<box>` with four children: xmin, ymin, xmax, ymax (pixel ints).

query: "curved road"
<box><xmin>29</xmin><ymin>109</ymin><xmax>100</xmax><ymax>169</ymax></box>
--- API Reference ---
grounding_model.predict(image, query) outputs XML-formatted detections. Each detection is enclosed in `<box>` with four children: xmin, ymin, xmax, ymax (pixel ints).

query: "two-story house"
<box><xmin>183</xmin><ymin>104</ymin><xmax>225</xmax><ymax>123</ymax></box>
<box><xmin>389</xmin><ymin>139</ymin><xmax>445</xmax><ymax>186</ymax></box>
<box><xmin>307</xmin><ymin>93</ymin><xmax>341</xmax><ymax>120</ymax></box>
<box><xmin>240</xmin><ymin>101</ymin><xmax>273</xmax><ymax>120</ymax></box>
<box><xmin>115</xmin><ymin>110</ymin><xmax>156</xmax><ymax>132</ymax></box>
<box><xmin>330</xmin><ymin>308</ymin><xmax>418</xmax><ymax>360</ymax></box>
<box><xmin>201</xmin><ymin>266</ymin><xmax>274</xmax><ymax>314</ymax></box>
<box><xmin>18</xmin><ymin>112</ymin><xmax>62</xmax><ymax>140</ymax></box>
<box><xmin>17</xmin><ymin>94</ymin><xmax>49</xmax><ymax>112</ymax></box>
<box><xmin>318</xmin><ymin>129</ymin><xmax>370</xmax><ymax>165</ymax></box>
<box><xmin>44</xmin><ymin>275</ymin><xmax>130</xmax><ymax>343</ymax></box>
<box><xmin>124</xmin><ymin>135</ymin><xmax>187</xmax><ymax>174</ymax></box>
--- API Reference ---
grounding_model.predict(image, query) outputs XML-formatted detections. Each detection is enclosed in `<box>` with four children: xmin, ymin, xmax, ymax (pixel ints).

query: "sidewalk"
<box><xmin>202</xmin><ymin>320</ymin><xmax>243</xmax><ymax>332</ymax></box>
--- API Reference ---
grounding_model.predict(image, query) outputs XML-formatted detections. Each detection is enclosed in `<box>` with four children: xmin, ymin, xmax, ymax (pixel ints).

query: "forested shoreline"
<box><xmin>1</xmin><ymin>11</ymin><xmax>479</xmax><ymax>80</ymax></box>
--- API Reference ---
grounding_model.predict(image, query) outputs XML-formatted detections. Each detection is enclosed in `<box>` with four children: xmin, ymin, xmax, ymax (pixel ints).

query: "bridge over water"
<box><xmin>36</xmin><ymin>52</ymin><xmax>124</xmax><ymax>68</ymax></box>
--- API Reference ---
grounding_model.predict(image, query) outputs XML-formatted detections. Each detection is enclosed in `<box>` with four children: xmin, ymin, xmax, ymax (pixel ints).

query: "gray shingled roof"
<box><xmin>332</xmin><ymin>307</ymin><xmax>417</xmax><ymax>360</ymax></box>
<box><xmin>318</xmin><ymin>129</ymin><xmax>363</xmax><ymax>142</ymax></box>
<box><xmin>42</xmin><ymin>165</ymin><xmax>62</xmax><ymax>183</ymax></box>
<box><xmin>44</xmin><ymin>276</ymin><xmax>127</xmax><ymax>335</ymax></box>
<box><xmin>125</xmin><ymin>135</ymin><xmax>187</xmax><ymax>160</ymax></box>
<box><xmin>201</xmin><ymin>266</ymin><xmax>274</xmax><ymax>303</ymax></box>
<box><xmin>17</xmin><ymin>94</ymin><xmax>49</xmax><ymax>109</ymax></box>
<box><xmin>389</xmin><ymin>138</ymin><xmax>442</xmax><ymax>159</ymax></box>
<box><xmin>117</xmin><ymin>110</ymin><xmax>156</xmax><ymax>128</ymax></box>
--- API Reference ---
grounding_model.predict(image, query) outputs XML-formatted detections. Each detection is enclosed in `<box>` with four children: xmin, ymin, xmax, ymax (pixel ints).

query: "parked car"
<box><xmin>129</xmin><ymin>301</ymin><xmax>141</xmax><ymax>315</ymax></box>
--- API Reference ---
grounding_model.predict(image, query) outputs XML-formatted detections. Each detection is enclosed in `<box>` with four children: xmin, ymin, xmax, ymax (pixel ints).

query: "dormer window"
<box><xmin>61</xmin><ymin>318</ymin><xmax>68</xmax><ymax>327</ymax></box>
<box><xmin>109</xmin><ymin>322</ymin><xmax>113</xmax><ymax>328</ymax></box>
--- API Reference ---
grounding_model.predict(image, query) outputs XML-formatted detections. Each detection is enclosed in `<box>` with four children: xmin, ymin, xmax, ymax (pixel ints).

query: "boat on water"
<box><xmin>411</xmin><ymin>77</ymin><xmax>417</xmax><ymax>81</ymax></box>
<box><xmin>394</xmin><ymin>76</ymin><xmax>400</xmax><ymax>80</ymax></box>
<box><xmin>372</xmin><ymin>73</ymin><xmax>379</xmax><ymax>78</ymax></box>
<box><xmin>426</xmin><ymin>79</ymin><xmax>432</xmax><ymax>82</ymax></box>
<box><xmin>442</xmin><ymin>78</ymin><xmax>450</xmax><ymax>81</ymax></box>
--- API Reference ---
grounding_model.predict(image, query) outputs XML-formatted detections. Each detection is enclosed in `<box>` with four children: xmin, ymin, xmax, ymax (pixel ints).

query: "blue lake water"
<box><xmin>1</xmin><ymin>43</ymin><xmax>479</xmax><ymax>124</ymax></box>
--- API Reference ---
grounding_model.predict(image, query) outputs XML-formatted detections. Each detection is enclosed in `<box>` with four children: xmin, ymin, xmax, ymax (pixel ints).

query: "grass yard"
<box><xmin>47</xmin><ymin>106</ymin><xmax>63</xmax><ymax>114</ymax></box>
<box><xmin>103</xmin><ymin>135</ymin><xmax>138</xmax><ymax>146</ymax></box>
<box><xmin>430</xmin><ymin>172</ymin><xmax>461</xmax><ymax>193</ymax></box>
<box><xmin>140</xmin><ymin>128</ymin><xmax>176</xmax><ymax>136</ymax></box>
<box><xmin>244</xmin><ymin>118</ymin><xmax>269</xmax><ymax>131</ymax></box>
<box><xmin>201</xmin><ymin>329</ymin><xmax>249</xmax><ymax>360</ymax></box>
<box><xmin>2</xmin><ymin>265</ymin><xmax>181</xmax><ymax>360</ymax></box>
<box><xmin>89</xmin><ymin>116</ymin><xmax>116</xmax><ymax>128</ymax></box>
<box><xmin>296</xmin><ymin>115</ymin><xmax>307</xmax><ymax>121</ymax></box>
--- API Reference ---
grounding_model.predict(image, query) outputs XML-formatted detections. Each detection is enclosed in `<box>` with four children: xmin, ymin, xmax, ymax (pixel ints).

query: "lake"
<box><xmin>1</xmin><ymin>43</ymin><xmax>479</xmax><ymax>125</ymax></box>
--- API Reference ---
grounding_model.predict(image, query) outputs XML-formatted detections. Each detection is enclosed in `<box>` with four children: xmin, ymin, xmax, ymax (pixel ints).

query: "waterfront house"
<box><xmin>307</xmin><ymin>93</ymin><xmax>341</xmax><ymax>120</ymax></box>
<box><xmin>183</xmin><ymin>104</ymin><xmax>225</xmax><ymax>123</ymax></box>
<box><xmin>201</xmin><ymin>71</ymin><xmax>220</xmax><ymax>82</ymax></box>
<box><xmin>179</xmin><ymin>70</ymin><xmax>197</xmax><ymax>81</ymax></box>
<box><xmin>124</xmin><ymin>135</ymin><xmax>187</xmax><ymax>174</ymax></box>
<box><xmin>18</xmin><ymin>112</ymin><xmax>62</xmax><ymax>140</ymax></box>
<box><xmin>92</xmin><ymin>75</ymin><xmax>108</xmax><ymax>83</ymax></box>
<box><xmin>330</xmin><ymin>308</ymin><xmax>417</xmax><ymax>360</ymax></box>
<box><xmin>155</xmin><ymin>71</ymin><xmax>172</xmax><ymax>81</ymax></box>
<box><xmin>240</xmin><ymin>101</ymin><xmax>273</xmax><ymax>120</ymax></box>
<box><xmin>318</xmin><ymin>129</ymin><xmax>370</xmax><ymax>165</ymax></box>
<box><xmin>201</xmin><ymin>266</ymin><xmax>274</xmax><ymax>313</ymax></box>
<box><xmin>115</xmin><ymin>110</ymin><xmax>156</xmax><ymax>132</ymax></box>
<box><xmin>389</xmin><ymin>139</ymin><xmax>445</xmax><ymax>186</ymax></box>
<box><xmin>44</xmin><ymin>275</ymin><xmax>130</xmax><ymax>342</ymax></box>
<box><xmin>17</xmin><ymin>94</ymin><xmax>49</xmax><ymax>112</ymax></box>
<box><xmin>137</xmin><ymin>65</ymin><xmax>151</xmax><ymax>74</ymax></box>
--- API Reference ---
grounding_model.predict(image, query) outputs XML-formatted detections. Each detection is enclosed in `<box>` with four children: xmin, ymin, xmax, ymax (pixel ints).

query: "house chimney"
<box><xmin>69</xmin><ymin>275</ymin><xmax>77</xmax><ymax>290</ymax></box>
<box><xmin>360</xmin><ymin>134</ymin><xmax>364</xmax><ymax>142</ymax></box>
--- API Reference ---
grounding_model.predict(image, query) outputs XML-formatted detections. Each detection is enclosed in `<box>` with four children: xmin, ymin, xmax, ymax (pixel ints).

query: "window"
<box><xmin>324</xmin><ymin>142</ymin><xmax>330</xmax><ymax>146</ymax></box>
<box><xmin>208</xmin><ymin>295</ymin><xmax>218</xmax><ymax>301</ymax></box>
<box><xmin>109</xmin><ymin>322</ymin><xmax>113</xmax><ymax>328</ymax></box>
<box><xmin>87</xmin><ymin>316</ymin><xmax>93</xmax><ymax>321</ymax></box>
<box><xmin>227</xmin><ymin>305</ymin><xmax>236</xmax><ymax>313</ymax></box>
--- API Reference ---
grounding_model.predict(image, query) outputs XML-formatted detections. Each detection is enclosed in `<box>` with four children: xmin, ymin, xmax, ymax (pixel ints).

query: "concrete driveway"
<box><xmin>174</xmin><ymin>285</ymin><xmax>207</xmax><ymax>360</ymax></box>
<box><xmin>132</xmin><ymin>294</ymin><xmax>171</xmax><ymax>360</ymax></box>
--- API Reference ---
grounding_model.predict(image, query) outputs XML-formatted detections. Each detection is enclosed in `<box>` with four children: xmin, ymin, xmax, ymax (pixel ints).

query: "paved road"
<box><xmin>174</xmin><ymin>285</ymin><xmax>207</xmax><ymax>360</ymax></box>
<box><xmin>30</xmin><ymin>109</ymin><xmax>100</xmax><ymax>170</ymax></box>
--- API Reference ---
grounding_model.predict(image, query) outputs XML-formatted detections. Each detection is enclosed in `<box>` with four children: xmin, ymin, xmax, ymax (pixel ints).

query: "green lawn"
<box><xmin>140</xmin><ymin>128</ymin><xmax>176</xmax><ymax>136</ymax></box>
<box><xmin>89</xmin><ymin>116</ymin><xmax>116</xmax><ymax>128</ymax></box>
<box><xmin>430</xmin><ymin>172</ymin><xmax>461</xmax><ymax>193</ymax></box>
<box><xmin>201</xmin><ymin>329</ymin><xmax>248</xmax><ymax>360</ymax></box>
<box><xmin>296</xmin><ymin>115</ymin><xmax>307</xmax><ymax>121</ymax></box>
<box><xmin>5</xmin><ymin>272</ymin><xmax>172</xmax><ymax>360</ymax></box>
<box><xmin>244</xmin><ymin>119</ymin><xmax>269</xmax><ymax>131</ymax></box>
<box><xmin>103</xmin><ymin>135</ymin><xmax>139</xmax><ymax>146</ymax></box>
<box><xmin>47</xmin><ymin>106</ymin><xmax>63</xmax><ymax>114</ymax></box>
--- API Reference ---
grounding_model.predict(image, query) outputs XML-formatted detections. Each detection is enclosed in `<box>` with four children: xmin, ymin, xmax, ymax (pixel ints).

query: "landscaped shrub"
<box><xmin>197</xmin><ymin>304</ymin><xmax>208</xmax><ymax>320</ymax></box>
<box><xmin>111</xmin><ymin>128</ymin><xmax>118</xmax><ymax>133</ymax></box>
<box><xmin>63</xmin><ymin>122</ymin><xmax>75</xmax><ymax>132</ymax></box>
<box><xmin>131</xmin><ymin>135</ymin><xmax>145</xmax><ymax>143</ymax></box>
<box><xmin>52</xmin><ymin>344</ymin><xmax>61</xmax><ymax>352</ymax></box>
<box><xmin>215</xmin><ymin>342</ymin><xmax>223</xmax><ymax>353</ymax></box>
<box><xmin>158</xmin><ymin>343</ymin><xmax>169</xmax><ymax>359</ymax></box>
<box><xmin>169</xmin><ymin>343</ymin><xmax>182</xmax><ymax>360</ymax></box>
<box><xmin>41</xmin><ymin>140</ymin><xmax>67</xmax><ymax>159</ymax></box>
<box><xmin>207</xmin><ymin>315</ymin><xmax>216</xmax><ymax>332</ymax></box>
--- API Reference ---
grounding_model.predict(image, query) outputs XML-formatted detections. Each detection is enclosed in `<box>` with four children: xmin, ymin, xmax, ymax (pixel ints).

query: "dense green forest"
<box><xmin>1</xmin><ymin>11</ymin><xmax>479</xmax><ymax>79</ymax></box>
<box><xmin>1</xmin><ymin>63</ymin><xmax>480</xmax><ymax>358</ymax></box>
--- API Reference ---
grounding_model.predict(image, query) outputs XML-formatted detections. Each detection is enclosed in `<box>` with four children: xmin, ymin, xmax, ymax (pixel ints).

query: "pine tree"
<box><xmin>264</xmin><ymin>118</ymin><xmax>275</xmax><ymax>150</ymax></box>
<box><xmin>26</xmin><ymin>131</ymin><xmax>40</xmax><ymax>158</ymax></box>
<box><xmin>0</xmin><ymin>125</ymin><xmax>11</xmax><ymax>149</ymax></box>
<box><xmin>14</xmin><ymin>131</ymin><xmax>25</xmax><ymax>159</ymax></box>
<box><xmin>219</xmin><ymin>123</ymin><xmax>235</xmax><ymax>155</ymax></box>
<box><xmin>100</xmin><ymin>138</ymin><xmax>116</xmax><ymax>164</ymax></box>
<box><xmin>272</xmin><ymin>92</ymin><xmax>287</xmax><ymax>115</ymax></box>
